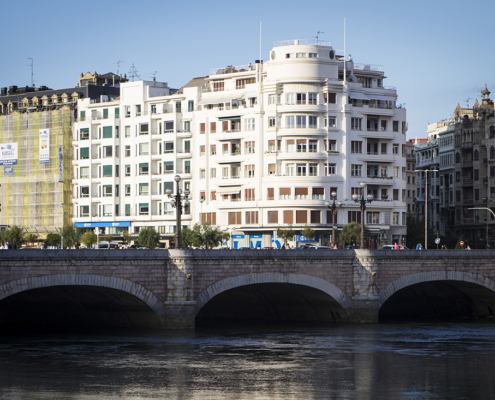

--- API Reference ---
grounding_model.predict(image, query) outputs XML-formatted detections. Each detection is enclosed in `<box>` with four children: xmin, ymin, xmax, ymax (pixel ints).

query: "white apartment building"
<box><xmin>72</xmin><ymin>39</ymin><xmax>408</xmax><ymax>248</ymax></box>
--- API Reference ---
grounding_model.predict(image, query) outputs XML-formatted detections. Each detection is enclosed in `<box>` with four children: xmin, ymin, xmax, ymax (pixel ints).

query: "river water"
<box><xmin>0</xmin><ymin>323</ymin><xmax>494</xmax><ymax>399</ymax></box>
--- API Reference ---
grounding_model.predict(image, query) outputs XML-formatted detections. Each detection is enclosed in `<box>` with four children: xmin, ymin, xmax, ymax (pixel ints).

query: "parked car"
<box><xmin>307</xmin><ymin>245</ymin><xmax>332</xmax><ymax>249</ymax></box>
<box><xmin>342</xmin><ymin>245</ymin><xmax>360</xmax><ymax>250</ymax></box>
<box><xmin>381</xmin><ymin>245</ymin><xmax>410</xmax><ymax>250</ymax></box>
<box><xmin>98</xmin><ymin>241</ymin><xmax>110</xmax><ymax>249</ymax></box>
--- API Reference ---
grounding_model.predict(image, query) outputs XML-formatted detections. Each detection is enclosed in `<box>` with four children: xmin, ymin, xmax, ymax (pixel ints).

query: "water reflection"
<box><xmin>0</xmin><ymin>323</ymin><xmax>494</xmax><ymax>399</ymax></box>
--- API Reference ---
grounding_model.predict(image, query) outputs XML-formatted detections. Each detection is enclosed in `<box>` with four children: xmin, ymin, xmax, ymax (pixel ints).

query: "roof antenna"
<box><xmin>128</xmin><ymin>63</ymin><xmax>141</xmax><ymax>82</ymax></box>
<box><xmin>28</xmin><ymin>58</ymin><xmax>35</xmax><ymax>87</ymax></box>
<box><xmin>116</xmin><ymin>60</ymin><xmax>125</xmax><ymax>76</ymax></box>
<box><xmin>465</xmin><ymin>97</ymin><xmax>473</xmax><ymax>108</ymax></box>
<box><xmin>151</xmin><ymin>71</ymin><xmax>158</xmax><ymax>83</ymax></box>
<box><xmin>314</xmin><ymin>31</ymin><xmax>324</xmax><ymax>45</ymax></box>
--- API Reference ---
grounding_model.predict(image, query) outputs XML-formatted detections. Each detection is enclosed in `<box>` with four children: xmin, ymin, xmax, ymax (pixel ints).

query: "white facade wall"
<box><xmin>72</xmin><ymin>40</ymin><xmax>408</xmax><ymax>247</ymax></box>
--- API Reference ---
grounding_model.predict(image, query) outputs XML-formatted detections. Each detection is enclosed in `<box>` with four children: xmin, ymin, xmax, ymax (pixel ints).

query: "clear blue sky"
<box><xmin>1</xmin><ymin>0</ymin><xmax>494</xmax><ymax>139</ymax></box>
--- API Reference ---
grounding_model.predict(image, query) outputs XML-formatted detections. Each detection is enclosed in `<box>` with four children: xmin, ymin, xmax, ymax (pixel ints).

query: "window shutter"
<box><xmin>80</xmin><ymin>147</ymin><xmax>89</xmax><ymax>159</ymax></box>
<box><xmin>287</xmin><ymin>139</ymin><xmax>295</xmax><ymax>145</ymax></box>
<box><xmin>268</xmin><ymin>140</ymin><xmax>275</xmax><ymax>146</ymax></box>
<box><xmin>284</xmin><ymin>210</ymin><xmax>293</xmax><ymax>224</ymax></box>
<box><xmin>267</xmin><ymin>188</ymin><xmax>274</xmax><ymax>199</ymax></box>
<box><xmin>103</xmin><ymin>126</ymin><xmax>112</xmax><ymax>138</ymax></box>
<box><xmin>103</xmin><ymin>165</ymin><xmax>112</xmax><ymax>177</ymax></box>
<box><xmin>211</xmin><ymin>191</ymin><xmax>216</xmax><ymax>200</ymax></box>
<box><xmin>200</xmin><ymin>123</ymin><xmax>205</xmax><ymax>133</ymax></box>
<box><xmin>312</xmin><ymin>188</ymin><xmax>324</xmax><ymax>195</ymax></box>
<box><xmin>296</xmin><ymin>210</ymin><xmax>307</xmax><ymax>224</ymax></box>
<box><xmin>223</xmin><ymin>121</ymin><xmax>229</xmax><ymax>131</ymax></box>
<box><xmin>268</xmin><ymin>164</ymin><xmax>276</xmax><ymax>174</ymax></box>
<box><xmin>280</xmin><ymin>188</ymin><xmax>291</xmax><ymax>195</ymax></box>
<box><xmin>268</xmin><ymin>211</ymin><xmax>278</xmax><ymax>224</ymax></box>
<box><xmin>164</xmin><ymin>181</ymin><xmax>174</xmax><ymax>193</ymax></box>
<box><xmin>210</xmin><ymin>122</ymin><xmax>216</xmax><ymax>132</ymax></box>
<box><xmin>295</xmin><ymin>188</ymin><xmax>308</xmax><ymax>195</ymax></box>
<box><xmin>311</xmin><ymin>210</ymin><xmax>321</xmax><ymax>223</ymax></box>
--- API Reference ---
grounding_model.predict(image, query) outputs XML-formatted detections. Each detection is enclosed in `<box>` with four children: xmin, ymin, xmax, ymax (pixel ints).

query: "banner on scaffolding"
<box><xmin>39</xmin><ymin>129</ymin><xmax>50</xmax><ymax>164</ymax></box>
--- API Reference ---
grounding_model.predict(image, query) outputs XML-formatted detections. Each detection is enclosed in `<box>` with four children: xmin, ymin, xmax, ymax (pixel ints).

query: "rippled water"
<box><xmin>0</xmin><ymin>323</ymin><xmax>494</xmax><ymax>399</ymax></box>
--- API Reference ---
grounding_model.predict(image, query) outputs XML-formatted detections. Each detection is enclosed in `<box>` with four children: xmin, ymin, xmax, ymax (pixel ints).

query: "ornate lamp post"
<box><xmin>165</xmin><ymin>175</ymin><xmax>190</xmax><ymax>249</ymax></box>
<box><xmin>325</xmin><ymin>191</ymin><xmax>343</xmax><ymax>246</ymax></box>
<box><xmin>351</xmin><ymin>182</ymin><xmax>373</xmax><ymax>249</ymax></box>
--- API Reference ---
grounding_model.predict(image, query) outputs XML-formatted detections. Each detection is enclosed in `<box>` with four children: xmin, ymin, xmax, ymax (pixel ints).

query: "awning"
<box><xmin>349</xmin><ymin>92</ymin><xmax>370</xmax><ymax>100</ymax></box>
<box><xmin>74</xmin><ymin>222</ymin><xmax>131</xmax><ymax>228</ymax></box>
<box><xmin>216</xmin><ymin>186</ymin><xmax>241</xmax><ymax>195</ymax></box>
<box><xmin>218</xmin><ymin>116</ymin><xmax>241</xmax><ymax>121</ymax></box>
<box><xmin>367</xmin><ymin>94</ymin><xmax>395</xmax><ymax>101</ymax></box>
<box><xmin>197</xmin><ymin>95</ymin><xmax>235</xmax><ymax>105</ymax></box>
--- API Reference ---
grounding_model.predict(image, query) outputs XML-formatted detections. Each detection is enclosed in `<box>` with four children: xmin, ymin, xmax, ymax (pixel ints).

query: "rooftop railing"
<box><xmin>273</xmin><ymin>39</ymin><xmax>332</xmax><ymax>47</ymax></box>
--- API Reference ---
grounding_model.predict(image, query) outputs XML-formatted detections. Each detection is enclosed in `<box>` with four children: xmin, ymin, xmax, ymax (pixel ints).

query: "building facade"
<box><xmin>0</xmin><ymin>76</ymin><xmax>122</xmax><ymax>237</ymax></box>
<box><xmin>72</xmin><ymin>39</ymin><xmax>408</xmax><ymax>248</ymax></box>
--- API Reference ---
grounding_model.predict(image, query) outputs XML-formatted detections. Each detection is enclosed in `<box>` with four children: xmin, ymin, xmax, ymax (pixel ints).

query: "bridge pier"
<box><xmin>350</xmin><ymin>297</ymin><xmax>380</xmax><ymax>323</ymax></box>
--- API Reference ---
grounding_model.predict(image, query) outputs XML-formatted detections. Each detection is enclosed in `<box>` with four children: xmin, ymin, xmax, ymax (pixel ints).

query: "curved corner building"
<box><xmin>72</xmin><ymin>39</ymin><xmax>407</xmax><ymax>248</ymax></box>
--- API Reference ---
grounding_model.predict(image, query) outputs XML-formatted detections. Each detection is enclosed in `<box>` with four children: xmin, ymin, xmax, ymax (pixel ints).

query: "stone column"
<box><xmin>164</xmin><ymin>250</ymin><xmax>196</xmax><ymax>329</ymax></box>
<box><xmin>351</xmin><ymin>253</ymin><xmax>380</xmax><ymax>322</ymax></box>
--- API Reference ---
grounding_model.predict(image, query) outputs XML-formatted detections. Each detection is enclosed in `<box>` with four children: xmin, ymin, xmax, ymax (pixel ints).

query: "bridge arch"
<box><xmin>195</xmin><ymin>272</ymin><xmax>352</xmax><ymax>319</ymax></box>
<box><xmin>0</xmin><ymin>274</ymin><xmax>166</xmax><ymax>328</ymax></box>
<box><xmin>379</xmin><ymin>271</ymin><xmax>495</xmax><ymax>320</ymax></box>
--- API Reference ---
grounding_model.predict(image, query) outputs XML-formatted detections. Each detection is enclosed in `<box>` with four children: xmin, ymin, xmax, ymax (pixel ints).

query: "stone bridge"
<box><xmin>0</xmin><ymin>249</ymin><xmax>495</xmax><ymax>330</ymax></box>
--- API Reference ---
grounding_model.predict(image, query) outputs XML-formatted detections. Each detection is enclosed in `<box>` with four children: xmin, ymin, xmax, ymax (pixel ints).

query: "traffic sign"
<box><xmin>460</xmin><ymin>241</ymin><xmax>464</xmax><ymax>247</ymax></box>
<box><xmin>435</xmin><ymin>238</ymin><xmax>440</xmax><ymax>245</ymax></box>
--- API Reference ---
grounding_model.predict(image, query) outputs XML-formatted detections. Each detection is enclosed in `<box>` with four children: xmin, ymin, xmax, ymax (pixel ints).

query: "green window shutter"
<box><xmin>80</xmin><ymin>147</ymin><xmax>89</xmax><ymax>159</ymax></box>
<box><xmin>103</xmin><ymin>126</ymin><xmax>112</xmax><ymax>138</ymax></box>
<box><xmin>80</xmin><ymin>111</ymin><xmax>86</xmax><ymax>121</ymax></box>
<box><xmin>176</xmin><ymin>101</ymin><xmax>181</xmax><ymax>112</ymax></box>
<box><xmin>139</xmin><ymin>162</ymin><xmax>148</xmax><ymax>169</ymax></box>
<box><xmin>103</xmin><ymin>165</ymin><xmax>113</xmax><ymax>177</ymax></box>
<box><xmin>164</xmin><ymin>181</ymin><xmax>174</xmax><ymax>193</ymax></box>
<box><xmin>125</xmin><ymin>204</ymin><xmax>130</xmax><ymax>215</ymax></box>
<box><xmin>115</xmin><ymin>165</ymin><xmax>119</xmax><ymax>177</ymax></box>
<box><xmin>103</xmin><ymin>109</ymin><xmax>108</xmax><ymax>119</ymax></box>
<box><xmin>185</xmin><ymin>161</ymin><xmax>190</xmax><ymax>167</ymax></box>
<box><xmin>115</xmin><ymin>107</ymin><xmax>120</xmax><ymax>118</ymax></box>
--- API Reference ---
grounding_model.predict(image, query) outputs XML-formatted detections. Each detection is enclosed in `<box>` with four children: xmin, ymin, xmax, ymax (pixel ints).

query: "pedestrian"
<box><xmin>394</xmin><ymin>242</ymin><xmax>399</xmax><ymax>250</ymax></box>
<box><xmin>466</xmin><ymin>245</ymin><xmax>471</xmax><ymax>250</ymax></box>
<box><xmin>416</xmin><ymin>243</ymin><xmax>423</xmax><ymax>250</ymax></box>
<box><xmin>281</xmin><ymin>244</ymin><xmax>286</xmax><ymax>249</ymax></box>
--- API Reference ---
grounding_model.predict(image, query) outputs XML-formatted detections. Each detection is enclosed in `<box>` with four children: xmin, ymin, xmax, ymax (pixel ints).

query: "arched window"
<box><xmin>474</xmin><ymin>150</ymin><xmax>479</xmax><ymax>161</ymax></box>
<box><xmin>490</xmin><ymin>126</ymin><xmax>495</xmax><ymax>139</ymax></box>
<box><xmin>490</xmin><ymin>147</ymin><xmax>495</xmax><ymax>159</ymax></box>
<box><xmin>456</xmin><ymin>152</ymin><xmax>460</xmax><ymax>163</ymax></box>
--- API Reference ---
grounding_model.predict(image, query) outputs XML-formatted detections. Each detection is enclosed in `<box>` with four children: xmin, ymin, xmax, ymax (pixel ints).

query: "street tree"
<box><xmin>122</xmin><ymin>232</ymin><xmax>132</xmax><ymax>246</ymax></box>
<box><xmin>6</xmin><ymin>225</ymin><xmax>24</xmax><ymax>249</ymax></box>
<box><xmin>300</xmin><ymin>226</ymin><xmax>316</xmax><ymax>242</ymax></box>
<box><xmin>61</xmin><ymin>225</ymin><xmax>79</xmax><ymax>249</ymax></box>
<box><xmin>180</xmin><ymin>226</ymin><xmax>195</xmax><ymax>248</ymax></box>
<box><xmin>80</xmin><ymin>231</ymin><xmax>97</xmax><ymax>248</ymax></box>
<box><xmin>138</xmin><ymin>227</ymin><xmax>160</xmax><ymax>249</ymax></box>
<box><xmin>46</xmin><ymin>233</ymin><xmax>61</xmax><ymax>247</ymax></box>
<box><xmin>340</xmin><ymin>222</ymin><xmax>368</xmax><ymax>246</ymax></box>
<box><xmin>191</xmin><ymin>223</ymin><xmax>223</xmax><ymax>248</ymax></box>
<box><xmin>25</xmin><ymin>233</ymin><xmax>38</xmax><ymax>248</ymax></box>
<box><xmin>277</xmin><ymin>227</ymin><xmax>295</xmax><ymax>247</ymax></box>
<box><xmin>221</xmin><ymin>231</ymin><xmax>231</xmax><ymax>247</ymax></box>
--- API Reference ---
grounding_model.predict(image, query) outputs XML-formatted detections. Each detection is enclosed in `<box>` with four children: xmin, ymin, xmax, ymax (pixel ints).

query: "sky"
<box><xmin>1</xmin><ymin>0</ymin><xmax>494</xmax><ymax>140</ymax></box>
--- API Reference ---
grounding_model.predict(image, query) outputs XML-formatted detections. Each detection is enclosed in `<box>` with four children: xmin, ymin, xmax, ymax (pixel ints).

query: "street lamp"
<box><xmin>199</xmin><ymin>198</ymin><xmax>204</xmax><ymax>223</ymax></box>
<box><xmin>325</xmin><ymin>191</ymin><xmax>343</xmax><ymax>246</ymax></box>
<box><xmin>165</xmin><ymin>175</ymin><xmax>190</xmax><ymax>249</ymax></box>
<box><xmin>351</xmin><ymin>182</ymin><xmax>373</xmax><ymax>249</ymax></box>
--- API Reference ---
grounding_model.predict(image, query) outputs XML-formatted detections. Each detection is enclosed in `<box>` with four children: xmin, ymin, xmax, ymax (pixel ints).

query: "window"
<box><xmin>268</xmin><ymin>211</ymin><xmax>278</xmax><ymax>224</ymax></box>
<box><xmin>200</xmin><ymin>212</ymin><xmax>217</xmax><ymax>225</ymax></box>
<box><xmin>268</xmin><ymin>140</ymin><xmax>276</xmax><ymax>152</ymax></box>
<box><xmin>393</xmin><ymin>189</ymin><xmax>399</xmax><ymax>201</ymax></box>
<box><xmin>297</xmin><ymin>140</ymin><xmax>307</xmax><ymax>152</ymax></box>
<box><xmin>210</xmin><ymin>168</ymin><xmax>216</xmax><ymax>178</ymax></box>
<box><xmin>351</xmin><ymin>164</ymin><xmax>362</xmax><ymax>177</ymax></box>
<box><xmin>139</xmin><ymin>123</ymin><xmax>149</xmax><ymax>135</ymax></box>
<box><xmin>245</xmin><ymin>211</ymin><xmax>259</xmax><ymax>224</ymax></box>
<box><xmin>213</xmin><ymin>80</ymin><xmax>224</xmax><ymax>92</ymax></box>
<box><xmin>125</xmin><ymin>184</ymin><xmax>131</xmax><ymax>196</ymax></box>
<box><xmin>136</xmin><ymin>105</ymin><xmax>142</xmax><ymax>116</ymax></box>
<box><xmin>228</xmin><ymin>212</ymin><xmax>242</xmax><ymax>225</ymax></box>
<box><xmin>188</xmin><ymin>100</ymin><xmax>194</xmax><ymax>112</ymax></box>
<box><xmin>474</xmin><ymin>169</ymin><xmax>479</xmax><ymax>181</ymax></box>
<box><xmin>80</xmin><ymin>186</ymin><xmax>89</xmax><ymax>197</ymax></box>
<box><xmin>185</xmin><ymin>161</ymin><xmax>191</xmax><ymax>174</ymax></box>
<box><xmin>245</xmin><ymin>164</ymin><xmax>255</xmax><ymax>178</ymax></box>
<box><xmin>269</xmin><ymin>117</ymin><xmax>276</xmax><ymax>128</ymax></box>
<box><xmin>124</xmin><ymin>145</ymin><xmax>130</xmax><ymax>157</ymax></box>
<box><xmin>236</xmin><ymin>78</ymin><xmax>255</xmax><ymax>89</ymax></box>
<box><xmin>351</xmin><ymin>141</ymin><xmax>362</xmax><ymax>154</ymax></box>
<box><xmin>200</xmin><ymin>145</ymin><xmax>205</xmax><ymax>156</ymax></box>
<box><xmin>80</xmin><ymin>128</ymin><xmax>89</xmax><ymax>140</ymax></box>
<box><xmin>245</xmin><ymin>188</ymin><xmax>255</xmax><ymax>201</ymax></box>
<box><xmin>210</xmin><ymin>144</ymin><xmax>216</xmax><ymax>155</ymax></box>
<box><xmin>80</xmin><ymin>111</ymin><xmax>86</xmax><ymax>121</ymax></box>
<box><xmin>210</xmin><ymin>122</ymin><xmax>216</xmax><ymax>133</ymax></box>
<box><xmin>279</xmin><ymin>188</ymin><xmax>291</xmax><ymax>200</ymax></box>
<box><xmin>296</xmin><ymin>93</ymin><xmax>306</xmax><ymax>104</ymax></box>
<box><xmin>393</xmin><ymin>212</ymin><xmax>399</xmax><ymax>225</ymax></box>
<box><xmin>308</xmin><ymin>164</ymin><xmax>318</xmax><ymax>176</ymax></box>
<box><xmin>80</xmin><ymin>205</ymin><xmax>89</xmax><ymax>217</ymax></box>
<box><xmin>308</xmin><ymin>116</ymin><xmax>317</xmax><ymax>128</ymax></box>
<box><xmin>164</xmin><ymin>161</ymin><xmax>173</xmax><ymax>174</ymax></box>
<box><xmin>200</xmin><ymin>123</ymin><xmax>205</xmax><ymax>134</ymax></box>
<box><xmin>102</xmin><ymin>126</ymin><xmax>112</xmax><ymax>139</ymax></box>
<box><xmin>309</xmin><ymin>140</ymin><xmax>317</xmax><ymax>152</ymax></box>
<box><xmin>367</xmin><ymin>212</ymin><xmax>379</xmax><ymax>224</ymax></box>
<box><xmin>324</xmin><ymin>93</ymin><xmax>336</xmax><ymax>104</ymax></box>
<box><xmin>381</xmin><ymin>143</ymin><xmax>387</xmax><ymax>154</ymax></box>
<box><xmin>325</xmin><ymin>163</ymin><xmax>336</xmax><ymax>176</ymax></box>
<box><xmin>103</xmin><ymin>108</ymin><xmax>108</xmax><ymax>119</ymax></box>
<box><xmin>125</xmin><ymin>106</ymin><xmax>130</xmax><ymax>118</ymax></box>
<box><xmin>284</xmin><ymin>210</ymin><xmax>293</xmax><ymax>224</ymax></box>
<box><xmin>200</xmin><ymin>169</ymin><xmax>205</xmax><ymax>179</ymax></box>
<box><xmin>393</xmin><ymin>144</ymin><xmax>399</xmax><ymax>154</ymax></box>
<box><xmin>286</xmin><ymin>116</ymin><xmax>295</xmax><ymax>129</ymax></box>
<box><xmin>308</xmin><ymin>93</ymin><xmax>317</xmax><ymax>105</ymax></box>
<box><xmin>103</xmin><ymin>165</ymin><xmax>112</xmax><ymax>177</ymax></box>
<box><xmin>287</xmin><ymin>139</ymin><xmax>295</xmax><ymax>152</ymax></box>
<box><xmin>296</xmin><ymin>210</ymin><xmax>307</xmax><ymax>224</ymax></box>
<box><xmin>381</xmin><ymin>120</ymin><xmax>387</xmax><ymax>131</ymax></box>
<box><xmin>393</xmin><ymin>166</ymin><xmax>399</xmax><ymax>178</ymax></box>
<box><xmin>286</xmin><ymin>163</ymin><xmax>295</xmax><ymax>176</ymax></box>
<box><xmin>295</xmin><ymin>187</ymin><xmax>308</xmax><ymax>200</ymax></box>
<box><xmin>245</xmin><ymin>141</ymin><xmax>255</xmax><ymax>154</ymax></box>
<box><xmin>245</xmin><ymin>118</ymin><xmax>255</xmax><ymax>131</ymax></box>
<box><xmin>402</xmin><ymin>121</ymin><xmax>407</xmax><ymax>133</ymax></box>
<box><xmin>139</xmin><ymin>203</ymin><xmax>149</xmax><ymax>215</ymax></box>
<box><xmin>393</xmin><ymin>121</ymin><xmax>399</xmax><ymax>132</ymax></box>
<box><xmin>312</xmin><ymin>187</ymin><xmax>324</xmax><ymax>200</ymax></box>
<box><xmin>297</xmin><ymin>163</ymin><xmax>306</xmax><ymax>176</ymax></box>
<box><xmin>348</xmin><ymin>211</ymin><xmax>362</xmax><ymax>224</ymax></box>
<box><xmin>103</xmin><ymin>185</ymin><xmax>112</xmax><ymax>197</ymax></box>
<box><xmin>211</xmin><ymin>191</ymin><xmax>216</xmax><ymax>201</ymax></box>
<box><xmin>164</xmin><ymin>142</ymin><xmax>174</xmax><ymax>153</ymax></box>
<box><xmin>139</xmin><ymin>183</ymin><xmax>149</xmax><ymax>195</ymax></box>
<box><xmin>267</xmin><ymin>188</ymin><xmax>274</xmax><ymax>200</ymax></box>
<box><xmin>351</xmin><ymin>118</ymin><xmax>362</xmax><ymax>130</ymax></box>
<box><xmin>138</xmin><ymin>143</ymin><xmax>149</xmax><ymax>156</ymax></box>
<box><xmin>80</xmin><ymin>147</ymin><xmax>89</xmax><ymax>159</ymax></box>
<box><xmin>139</xmin><ymin>163</ymin><xmax>149</xmax><ymax>175</ymax></box>
<box><xmin>311</xmin><ymin>210</ymin><xmax>321</xmax><ymax>224</ymax></box>
<box><xmin>325</xmin><ymin>117</ymin><xmax>336</xmax><ymax>128</ymax></box>
<box><xmin>296</xmin><ymin>115</ymin><xmax>306</xmax><ymax>128</ymax></box>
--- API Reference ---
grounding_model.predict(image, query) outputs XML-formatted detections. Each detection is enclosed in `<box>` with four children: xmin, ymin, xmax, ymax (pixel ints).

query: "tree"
<box><xmin>46</xmin><ymin>233</ymin><xmax>61</xmax><ymax>247</ymax></box>
<box><xmin>221</xmin><ymin>231</ymin><xmax>231</xmax><ymax>247</ymax></box>
<box><xmin>138</xmin><ymin>227</ymin><xmax>160</xmax><ymax>249</ymax></box>
<box><xmin>180</xmin><ymin>226</ymin><xmax>195</xmax><ymax>248</ymax></box>
<box><xmin>122</xmin><ymin>232</ymin><xmax>132</xmax><ymax>246</ymax></box>
<box><xmin>104</xmin><ymin>234</ymin><xmax>114</xmax><ymax>243</ymax></box>
<box><xmin>191</xmin><ymin>223</ymin><xmax>223</xmax><ymax>248</ymax></box>
<box><xmin>300</xmin><ymin>226</ymin><xmax>316</xmax><ymax>242</ymax></box>
<box><xmin>6</xmin><ymin>225</ymin><xmax>25</xmax><ymax>249</ymax></box>
<box><xmin>80</xmin><ymin>231</ymin><xmax>97</xmax><ymax>248</ymax></box>
<box><xmin>405</xmin><ymin>215</ymin><xmax>436</xmax><ymax>249</ymax></box>
<box><xmin>25</xmin><ymin>233</ymin><xmax>38</xmax><ymax>248</ymax></box>
<box><xmin>61</xmin><ymin>225</ymin><xmax>79</xmax><ymax>249</ymax></box>
<box><xmin>0</xmin><ymin>230</ymin><xmax>8</xmax><ymax>246</ymax></box>
<box><xmin>340</xmin><ymin>222</ymin><xmax>368</xmax><ymax>246</ymax></box>
<box><xmin>277</xmin><ymin>227</ymin><xmax>295</xmax><ymax>247</ymax></box>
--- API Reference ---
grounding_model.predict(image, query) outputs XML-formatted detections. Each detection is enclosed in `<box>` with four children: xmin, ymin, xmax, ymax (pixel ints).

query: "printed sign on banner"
<box><xmin>4</xmin><ymin>165</ymin><xmax>13</xmax><ymax>176</ymax></box>
<box><xmin>0</xmin><ymin>143</ymin><xmax>18</xmax><ymax>166</ymax></box>
<box><xmin>39</xmin><ymin>129</ymin><xmax>50</xmax><ymax>164</ymax></box>
<box><xmin>58</xmin><ymin>147</ymin><xmax>64</xmax><ymax>182</ymax></box>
